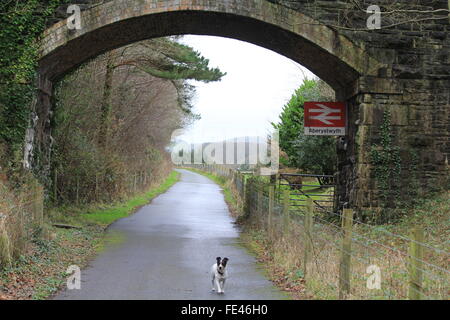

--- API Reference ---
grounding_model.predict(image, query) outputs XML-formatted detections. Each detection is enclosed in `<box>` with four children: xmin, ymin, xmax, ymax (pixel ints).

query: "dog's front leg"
<box><xmin>215</xmin><ymin>277</ymin><xmax>222</xmax><ymax>293</ymax></box>
<box><xmin>211</xmin><ymin>275</ymin><xmax>216</xmax><ymax>292</ymax></box>
<box><xmin>221</xmin><ymin>279</ymin><xmax>226</xmax><ymax>294</ymax></box>
<box><xmin>220</xmin><ymin>279</ymin><xmax>225</xmax><ymax>293</ymax></box>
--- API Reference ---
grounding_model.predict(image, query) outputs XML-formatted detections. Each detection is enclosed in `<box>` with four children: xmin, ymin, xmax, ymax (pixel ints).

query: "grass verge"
<box><xmin>0</xmin><ymin>170</ymin><xmax>180</xmax><ymax>300</ymax></box>
<box><xmin>81</xmin><ymin>170</ymin><xmax>180</xmax><ymax>226</ymax></box>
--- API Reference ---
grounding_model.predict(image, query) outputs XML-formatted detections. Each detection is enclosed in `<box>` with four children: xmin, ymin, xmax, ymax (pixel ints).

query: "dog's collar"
<box><xmin>217</xmin><ymin>270</ymin><xmax>224</xmax><ymax>276</ymax></box>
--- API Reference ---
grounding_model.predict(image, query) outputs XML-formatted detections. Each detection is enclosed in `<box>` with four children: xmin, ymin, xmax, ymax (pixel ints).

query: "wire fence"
<box><xmin>51</xmin><ymin>163</ymin><xmax>173</xmax><ymax>205</ymax></box>
<box><xmin>183</xmin><ymin>164</ymin><xmax>449</xmax><ymax>300</ymax></box>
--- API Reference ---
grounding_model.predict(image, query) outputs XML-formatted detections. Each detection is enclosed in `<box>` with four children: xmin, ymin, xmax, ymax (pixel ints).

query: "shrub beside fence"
<box><xmin>182</xmin><ymin>164</ymin><xmax>449</xmax><ymax>300</ymax></box>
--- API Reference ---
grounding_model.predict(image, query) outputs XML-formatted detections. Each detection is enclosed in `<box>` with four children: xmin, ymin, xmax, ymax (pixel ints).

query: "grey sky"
<box><xmin>178</xmin><ymin>35</ymin><xmax>315</xmax><ymax>144</ymax></box>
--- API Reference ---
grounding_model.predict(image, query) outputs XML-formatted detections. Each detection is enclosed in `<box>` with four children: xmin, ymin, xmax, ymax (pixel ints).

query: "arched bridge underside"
<box><xmin>39</xmin><ymin>0</ymin><xmax>382</xmax><ymax>94</ymax></box>
<box><xmin>35</xmin><ymin>0</ymin><xmax>450</xmax><ymax>217</ymax></box>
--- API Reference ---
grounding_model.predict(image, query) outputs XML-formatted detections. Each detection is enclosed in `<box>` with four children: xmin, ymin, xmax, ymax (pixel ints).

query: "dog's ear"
<box><xmin>216</xmin><ymin>257</ymin><xmax>221</xmax><ymax>264</ymax></box>
<box><xmin>222</xmin><ymin>257</ymin><xmax>229</xmax><ymax>266</ymax></box>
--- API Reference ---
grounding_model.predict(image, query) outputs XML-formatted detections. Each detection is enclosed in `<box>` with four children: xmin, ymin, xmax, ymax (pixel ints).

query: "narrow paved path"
<box><xmin>55</xmin><ymin>169</ymin><xmax>285</xmax><ymax>300</ymax></box>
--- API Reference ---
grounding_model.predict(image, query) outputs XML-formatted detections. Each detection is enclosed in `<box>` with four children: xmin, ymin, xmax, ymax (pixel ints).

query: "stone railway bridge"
<box><xmin>31</xmin><ymin>0</ymin><xmax>450</xmax><ymax>217</ymax></box>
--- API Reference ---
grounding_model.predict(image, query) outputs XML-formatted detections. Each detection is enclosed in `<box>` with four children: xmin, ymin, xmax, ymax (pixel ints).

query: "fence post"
<box><xmin>257</xmin><ymin>183</ymin><xmax>263</xmax><ymax>221</ymax></box>
<box><xmin>276</xmin><ymin>173</ymin><xmax>280</xmax><ymax>201</ymax></box>
<box><xmin>408</xmin><ymin>227</ymin><xmax>424</xmax><ymax>300</ymax></box>
<box><xmin>243</xmin><ymin>178</ymin><xmax>252</xmax><ymax>218</ymax></box>
<box><xmin>304</xmin><ymin>198</ymin><xmax>313</xmax><ymax>282</ymax></box>
<box><xmin>241</xmin><ymin>173</ymin><xmax>246</xmax><ymax>197</ymax></box>
<box><xmin>282</xmin><ymin>188</ymin><xmax>290</xmax><ymax>234</ymax></box>
<box><xmin>237</xmin><ymin>172</ymin><xmax>240</xmax><ymax>191</ymax></box>
<box><xmin>268</xmin><ymin>185</ymin><xmax>274</xmax><ymax>239</ymax></box>
<box><xmin>339</xmin><ymin>208</ymin><xmax>354</xmax><ymax>299</ymax></box>
<box><xmin>269</xmin><ymin>174</ymin><xmax>276</xmax><ymax>187</ymax></box>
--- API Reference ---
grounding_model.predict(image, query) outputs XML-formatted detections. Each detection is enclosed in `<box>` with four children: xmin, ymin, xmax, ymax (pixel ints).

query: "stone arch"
<box><xmin>38</xmin><ymin>0</ymin><xmax>383</xmax><ymax>96</ymax></box>
<box><xmin>35</xmin><ymin>0</ymin><xmax>401</xmax><ymax>213</ymax></box>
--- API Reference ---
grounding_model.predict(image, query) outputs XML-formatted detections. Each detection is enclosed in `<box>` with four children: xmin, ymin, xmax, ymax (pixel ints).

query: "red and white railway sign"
<box><xmin>304</xmin><ymin>102</ymin><xmax>347</xmax><ymax>136</ymax></box>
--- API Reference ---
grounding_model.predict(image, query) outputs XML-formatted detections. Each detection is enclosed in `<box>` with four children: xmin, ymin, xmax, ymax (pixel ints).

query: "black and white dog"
<box><xmin>211</xmin><ymin>257</ymin><xmax>229</xmax><ymax>294</ymax></box>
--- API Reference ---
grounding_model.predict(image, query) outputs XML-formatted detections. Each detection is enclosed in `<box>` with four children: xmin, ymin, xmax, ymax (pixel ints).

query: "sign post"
<box><xmin>304</xmin><ymin>102</ymin><xmax>347</xmax><ymax>136</ymax></box>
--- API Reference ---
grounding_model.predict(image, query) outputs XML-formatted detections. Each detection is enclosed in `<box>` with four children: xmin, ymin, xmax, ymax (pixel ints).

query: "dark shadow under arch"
<box><xmin>39</xmin><ymin>10</ymin><xmax>369</xmax><ymax>95</ymax></box>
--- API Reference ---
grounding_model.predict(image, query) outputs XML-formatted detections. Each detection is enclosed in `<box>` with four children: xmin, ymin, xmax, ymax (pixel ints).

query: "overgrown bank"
<box><xmin>0</xmin><ymin>170</ymin><xmax>179</xmax><ymax>300</ymax></box>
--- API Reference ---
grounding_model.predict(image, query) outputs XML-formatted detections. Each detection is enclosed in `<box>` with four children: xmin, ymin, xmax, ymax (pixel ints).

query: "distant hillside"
<box><xmin>190</xmin><ymin>136</ymin><xmax>270</xmax><ymax>167</ymax></box>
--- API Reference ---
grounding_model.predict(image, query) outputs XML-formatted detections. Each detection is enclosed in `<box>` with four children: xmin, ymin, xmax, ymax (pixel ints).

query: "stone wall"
<box><xmin>268</xmin><ymin>0</ymin><xmax>449</xmax><ymax>215</ymax></box>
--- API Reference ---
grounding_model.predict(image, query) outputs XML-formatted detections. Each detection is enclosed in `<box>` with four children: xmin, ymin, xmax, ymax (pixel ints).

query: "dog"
<box><xmin>211</xmin><ymin>257</ymin><xmax>229</xmax><ymax>294</ymax></box>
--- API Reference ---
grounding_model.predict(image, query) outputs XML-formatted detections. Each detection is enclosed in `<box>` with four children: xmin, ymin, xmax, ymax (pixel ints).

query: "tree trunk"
<box><xmin>98</xmin><ymin>51</ymin><xmax>116</xmax><ymax>148</ymax></box>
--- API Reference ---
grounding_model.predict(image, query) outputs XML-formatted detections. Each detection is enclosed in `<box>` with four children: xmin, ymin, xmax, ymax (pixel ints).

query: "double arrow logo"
<box><xmin>309</xmin><ymin>103</ymin><xmax>342</xmax><ymax>125</ymax></box>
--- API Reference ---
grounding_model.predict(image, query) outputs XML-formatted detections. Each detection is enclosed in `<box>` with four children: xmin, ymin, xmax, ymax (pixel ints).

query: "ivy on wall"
<box><xmin>370</xmin><ymin>110</ymin><xmax>402</xmax><ymax>211</ymax></box>
<box><xmin>0</xmin><ymin>0</ymin><xmax>68</xmax><ymax>166</ymax></box>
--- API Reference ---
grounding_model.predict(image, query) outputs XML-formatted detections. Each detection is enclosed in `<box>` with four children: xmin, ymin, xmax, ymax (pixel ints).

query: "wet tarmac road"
<box><xmin>54</xmin><ymin>169</ymin><xmax>285</xmax><ymax>300</ymax></box>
